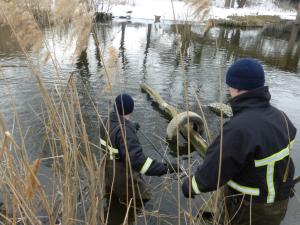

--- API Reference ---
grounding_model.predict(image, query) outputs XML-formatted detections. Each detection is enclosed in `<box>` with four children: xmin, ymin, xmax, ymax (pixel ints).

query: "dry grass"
<box><xmin>0</xmin><ymin>0</ymin><xmax>94</xmax><ymax>57</ymax></box>
<box><xmin>210</xmin><ymin>15</ymin><xmax>282</xmax><ymax>28</ymax></box>
<box><xmin>25</xmin><ymin>159</ymin><xmax>41</xmax><ymax>200</ymax></box>
<box><xmin>53</xmin><ymin>0</ymin><xmax>94</xmax><ymax>56</ymax></box>
<box><xmin>184</xmin><ymin>0</ymin><xmax>211</xmax><ymax>21</ymax></box>
<box><xmin>0</xmin><ymin>2</ymin><xmax>106</xmax><ymax>224</ymax></box>
<box><xmin>0</xmin><ymin>0</ymin><xmax>43</xmax><ymax>52</ymax></box>
<box><xmin>0</xmin><ymin>74</ymin><xmax>110</xmax><ymax>224</ymax></box>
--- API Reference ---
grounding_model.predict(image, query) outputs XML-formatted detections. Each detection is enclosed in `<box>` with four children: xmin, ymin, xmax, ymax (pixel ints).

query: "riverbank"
<box><xmin>107</xmin><ymin>0</ymin><xmax>297</xmax><ymax>23</ymax></box>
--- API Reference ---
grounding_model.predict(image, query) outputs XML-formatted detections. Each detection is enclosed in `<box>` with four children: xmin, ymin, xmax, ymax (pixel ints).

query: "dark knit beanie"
<box><xmin>115</xmin><ymin>93</ymin><xmax>134</xmax><ymax>116</ymax></box>
<box><xmin>226</xmin><ymin>58</ymin><xmax>265</xmax><ymax>90</ymax></box>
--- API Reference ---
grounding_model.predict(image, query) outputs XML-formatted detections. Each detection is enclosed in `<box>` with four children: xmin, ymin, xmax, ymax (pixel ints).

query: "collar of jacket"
<box><xmin>109</xmin><ymin>111</ymin><xmax>126</xmax><ymax>122</ymax></box>
<box><xmin>229</xmin><ymin>86</ymin><xmax>271</xmax><ymax>115</ymax></box>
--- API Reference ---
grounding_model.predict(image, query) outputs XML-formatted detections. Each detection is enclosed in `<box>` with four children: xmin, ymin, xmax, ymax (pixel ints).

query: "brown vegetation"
<box><xmin>209</xmin><ymin>15</ymin><xmax>282</xmax><ymax>28</ymax></box>
<box><xmin>0</xmin><ymin>0</ymin><xmax>43</xmax><ymax>51</ymax></box>
<box><xmin>185</xmin><ymin>0</ymin><xmax>211</xmax><ymax>20</ymax></box>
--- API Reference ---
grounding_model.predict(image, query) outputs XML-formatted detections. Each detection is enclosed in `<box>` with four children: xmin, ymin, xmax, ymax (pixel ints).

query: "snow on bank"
<box><xmin>105</xmin><ymin>0</ymin><xmax>297</xmax><ymax>22</ymax></box>
<box><xmin>109</xmin><ymin>0</ymin><xmax>194</xmax><ymax>22</ymax></box>
<box><xmin>210</xmin><ymin>6</ymin><xmax>297</xmax><ymax>21</ymax></box>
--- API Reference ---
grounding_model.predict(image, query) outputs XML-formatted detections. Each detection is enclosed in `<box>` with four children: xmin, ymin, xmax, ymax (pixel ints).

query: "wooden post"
<box><xmin>225</xmin><ymin>0</ymin><xmax>231</xmax><ymax>8</ymax></box>
<box><xmin>296</xmin><ymin>3</ymin><xmax>300</xmax><ymax>25</ymax></box>
<box><xmin>230</xmin><ymin>0</ymin><xmax>235</xmax><ymax>8</ymax></box>
<box><xmin>237</xmin><ymin>0</ymin><xmax>247</xmax><ymax>8</ymax></box>
<box><xmin>142</xmin><ymin>24</ymin><xmax>152</xmax><ymax>77</ymax></box>
<box><xmin>120</xmin><ymin>22</ymin><xmax>127</xmax><ymax>66</ymax></box>
<box><xmin>145</xmin><ymin>24</ymin><xmax>152</xmax><ymax>52</ymax></box>
<box><xmin>286</xmin><ymin>4</ymin><xmax>300</xmax><ymax>56</ymax></box>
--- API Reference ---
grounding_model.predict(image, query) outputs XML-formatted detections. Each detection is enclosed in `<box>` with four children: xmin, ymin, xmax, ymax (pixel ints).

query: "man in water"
<box><xmin>101</xmin><ymin>93</ymin><xmax>178</xmax><ymax>204</ymax></box>
<box><xmin>182</xmin><ymin>58</ymin><xmax>297</xmax><ymax>225</ymax></box>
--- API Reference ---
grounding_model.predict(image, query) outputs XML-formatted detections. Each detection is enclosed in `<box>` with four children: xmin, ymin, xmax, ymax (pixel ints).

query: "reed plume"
<box><xmin>185</xmin><ymin>0</ymin><xmax>211</xmax><ymax>20</ymax></box>
<box><xmin>25</xmin><ymin>159</ymin><xmax>41</xmax><ymax>200</ymax></box>
<box><xmin>53</xmin><ymin>0</ymin><xmax>94</xmax><ymax>56</ymax></box>
<box><xmin>0</xmin><ymin>0</ymin><xmax>43</xmax><ymax>51</ymax></box>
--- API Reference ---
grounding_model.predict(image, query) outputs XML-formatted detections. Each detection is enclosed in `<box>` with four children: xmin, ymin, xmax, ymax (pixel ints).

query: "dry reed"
<box><xmin>184</xmin><ymin>0</ymin><xmax>211</xmax><ymax>20</ymax></box>
<box><xmin>53</xmin><ymin>0</ymin><xmax>94</xmax><ymax>56</ymax></box>
<box><xmin>0</xmin><ymin>2</ymin><xmax>107</xmax><ymax>222</ymax></box>
<box><xmin>0</xmin><ymin>0</ymin><xmax>43</xmax><ymax>52</ymax></box>
<box><xmin>25</xmin><ymin>159</ymin><xmax>41</xmax><ymax>200</ymax></box>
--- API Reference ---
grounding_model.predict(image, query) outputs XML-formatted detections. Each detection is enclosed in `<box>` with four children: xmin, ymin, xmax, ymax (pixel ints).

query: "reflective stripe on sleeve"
<box><xmin>192</xmin><ymin>176</ymin><xmax>201</xmax><ymax>194</ymax></box>
<box><xmin>227</xmin><ymin>180</ymin><xmax>260</xmax><ymax>196</ymax></box>
<box><xmin>100</xmin><ymin>139</ymin><xmax>119</xmax><ymax>160</ymax></box>
<box><xmin>254</xmin><ymin>140</ymin><xmax>294</xmax><ymax>167</ymax></box>
<box><xmin>254</xmin><ymin>140</ymin><xmax>294</xmax><ymax>203</ymax></box>
<box><xmin>140</xmin><ymin>157</ymin><xmax>153</xmax><ymax>174</ymax></box>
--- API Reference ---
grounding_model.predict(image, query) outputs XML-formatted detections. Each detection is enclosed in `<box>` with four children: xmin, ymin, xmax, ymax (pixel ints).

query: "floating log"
<box><xmin>140</xmin><ymin>83</ymin><xmax>208</xmax><ymax>157</ymax></box>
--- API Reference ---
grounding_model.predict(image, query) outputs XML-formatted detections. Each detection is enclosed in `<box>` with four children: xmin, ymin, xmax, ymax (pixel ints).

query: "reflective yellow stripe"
<box><xmin>254</xmin><ymin>140</ymin><xmax>294</xmax><ymax>203</ymax></box>
<box><xmin>140</xmin><ymin>157</ymin><xmax>153</xmax><ymax>174</ymax></box>
<box><xmin>266</xmin><ymin>162</ymin><xmax>275</xmax><ymax>203</ymax></box>
<box><xmin>192</xmin><ymin>176</ymin><xmax>201</xmax><ymax>194</ymax></box>
<box><xmin>100</xmin><ymin>139</ymin><xmax>119</xmax><ymax>160</ymax></box>
<box><xmin>254</xmin><ymin>140</ymin><xmax>294</xmax><ymax>167</ymax></box>
<box><xmin>227</xmin><ymin>180</ymin><xmax>260</xmax><ymax>196</ymax></box>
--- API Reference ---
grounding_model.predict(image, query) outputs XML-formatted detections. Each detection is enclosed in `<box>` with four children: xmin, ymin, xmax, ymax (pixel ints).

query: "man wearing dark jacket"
<box><xmin>101</xmin><ymin>94</ymin><xmax>177</xmax><ymax>202</ymax></box>
<box><xmin>182</xmin><ymin>58</ymin><xmax>297</xmax><ymax>225</ymax></box>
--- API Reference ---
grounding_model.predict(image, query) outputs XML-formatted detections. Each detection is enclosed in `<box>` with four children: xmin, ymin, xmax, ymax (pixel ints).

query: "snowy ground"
<box><xmin>101</xmin><ymin>0</ymin><xmax>297</xmax><ymax>22</ymax></box>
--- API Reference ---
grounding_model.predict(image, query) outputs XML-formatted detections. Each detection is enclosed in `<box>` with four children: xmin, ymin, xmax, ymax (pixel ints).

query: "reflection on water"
<box><xmin>172</xmin><ymin>23</ymin><xmax>300</xmax><ymax>72</ymax></box>
<box><xmin>0</xmin><ymin>20</ymin><xmax>300</xmax><ymax>224</ymax></box>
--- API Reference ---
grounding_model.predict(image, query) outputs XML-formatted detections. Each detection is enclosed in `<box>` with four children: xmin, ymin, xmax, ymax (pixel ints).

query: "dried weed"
<box><xmin>53</xmin><ymin>0</ymin><xmax>94</xmax><ymax>56</ymax></box>
<box><xmin>25</xmin><ymin>159</ymin><xmax>41</xmax><ymax>200</ymax></box>
<box><xmin>185</xmin><ymin>0</ymin><xmax>211</xmax><ymax>21</ymax></box>
<box><xmin>0</xmin><ymin>0</ymin><xmax>43</xmax><ymax>51</ymax></box>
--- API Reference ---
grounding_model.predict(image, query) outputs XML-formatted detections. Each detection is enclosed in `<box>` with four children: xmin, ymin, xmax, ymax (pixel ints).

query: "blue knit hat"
<box><xmin>226</xmin><ymin>58</ymin><xmax>265</xmax><ymax>90</ymax></box>
<box><xmin>115</xmin><ymin>93</ymin><xmax>134</xmax><ymax>115</ymax></box>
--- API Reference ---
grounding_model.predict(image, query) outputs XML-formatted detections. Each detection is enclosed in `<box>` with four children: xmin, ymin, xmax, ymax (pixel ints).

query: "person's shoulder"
<box><xmin>226</xmin><ymin>113</ymin><xmax>251</xmax><ymax>126</ymax></box>
<box><xmin>224</xmin><ymin>113</ymin><xmax>255</xmax><ymax>134</ymax></box>
<box><xmin>124</xmin><ymin>120</ymin><xmax>137</xmax><ymax>133</ymax></box>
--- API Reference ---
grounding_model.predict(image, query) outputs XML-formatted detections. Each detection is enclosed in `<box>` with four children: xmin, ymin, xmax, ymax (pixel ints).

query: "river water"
<box><xmin>0</xmin><ymin>20</ymin><xmax>300</xmax><ymax>224</ymax></box>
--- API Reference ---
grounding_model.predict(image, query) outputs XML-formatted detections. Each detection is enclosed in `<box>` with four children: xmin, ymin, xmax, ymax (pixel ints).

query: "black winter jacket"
<box><xmin>100</xmin><ymin>111</ymin><xmax>168</xmax><ymax>176</ymax></box>
<box><xmin>193</xmin><ymin>86</ymin><xmax>297</xmax><ymax>203</ymax></box>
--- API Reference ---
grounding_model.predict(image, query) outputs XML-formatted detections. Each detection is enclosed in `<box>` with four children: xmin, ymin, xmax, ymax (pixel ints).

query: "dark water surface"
<box><xmin>0</xmin><ymin>20</ymin><xmax>300</xmax><ymax>224</ymax></box>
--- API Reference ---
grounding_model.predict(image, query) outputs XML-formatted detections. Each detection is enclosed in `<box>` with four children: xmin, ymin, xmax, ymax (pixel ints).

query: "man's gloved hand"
<box><xmin>167</xmin><ymin>162</ymin><xmax>182</xmax><ymax>174</ymax></box>
<box><xmin>182</xmin><ymin>177</ymin><xmax>196</xmax><ymax>198</ymax></box>
<box><xmin>133</xmin><ymin>122</ymin><xmax>140</xmax><ymax>131</ymax></box>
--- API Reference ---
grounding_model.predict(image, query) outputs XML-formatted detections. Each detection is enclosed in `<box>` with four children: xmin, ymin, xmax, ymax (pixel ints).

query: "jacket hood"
<box><xmin>229</xmin><ymin>86</ymin><xmax>271</xmax><ymax>115</ymax></box>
